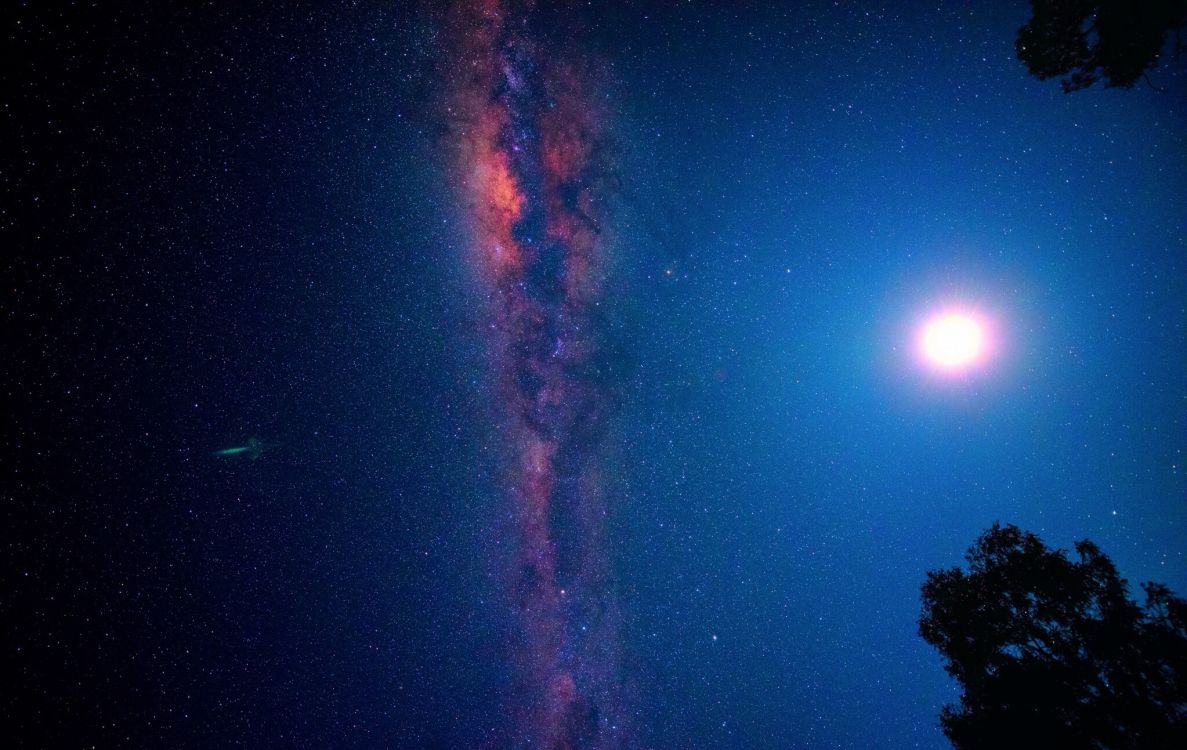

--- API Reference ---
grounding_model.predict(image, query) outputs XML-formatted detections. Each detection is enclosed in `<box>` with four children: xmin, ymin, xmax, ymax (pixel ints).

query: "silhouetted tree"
<box><xmin>920</xmin><ymin>523</ymin><xmax>1187</xmax><ymax>749</ymax></box>
<box><xmin>1016</xmin><ymin>0</ymin><xmax>1187</xmax><ymax>92</ymax></box>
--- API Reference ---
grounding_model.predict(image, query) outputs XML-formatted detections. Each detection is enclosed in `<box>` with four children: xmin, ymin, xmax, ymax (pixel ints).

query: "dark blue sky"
<box><xmin>607</xmin><ymin>3</ymin><xmax>1186</xmax><ymax>747</ymax></box>
<box><xmin>4</xmin><ymin>1</ymin><xmax>1185</xmax><ymax>748</ymax></box>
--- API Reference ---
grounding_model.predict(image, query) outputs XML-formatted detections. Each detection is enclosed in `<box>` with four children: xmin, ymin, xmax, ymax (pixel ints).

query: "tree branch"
<box><xmin>1143</xmin><ymin>72</ymin><xmax>1168</xmax><ymax>93</ymax></box>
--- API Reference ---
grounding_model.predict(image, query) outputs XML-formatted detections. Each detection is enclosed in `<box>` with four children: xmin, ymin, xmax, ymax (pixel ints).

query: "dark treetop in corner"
<box><xmin>920</xmin><ymin>523</ymin><xmax>1187</xmax><ymax>750</ymax></box>
<box><xmin>1017</xmin><ymin>0</ymin><xmax>1187</xmax><ymax>91</ymax></box>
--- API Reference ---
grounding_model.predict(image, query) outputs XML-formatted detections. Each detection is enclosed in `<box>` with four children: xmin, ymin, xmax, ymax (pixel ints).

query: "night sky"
<box><xmin>5</xmin><ymin>1</ymin><xmax>1186</xmax><ymax>748</ymax></box>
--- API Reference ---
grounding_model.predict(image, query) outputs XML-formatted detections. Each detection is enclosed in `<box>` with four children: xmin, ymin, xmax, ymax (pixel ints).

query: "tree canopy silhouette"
<box><xmin>1016</xmin><ymin>0</ymin><xmax>1187</xmax><ymax>92</ymax></box>
<box><xmin>920</xmin><ymin>523</ymin><xmax>1187</xmax><ymax>749</ymax></box>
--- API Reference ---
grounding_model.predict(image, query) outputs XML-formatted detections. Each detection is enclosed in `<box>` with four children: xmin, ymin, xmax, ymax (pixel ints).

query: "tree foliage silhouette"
<box><xmin>920</xmin><ymin>523</ymin><xmax>1187</xmax><ymax>749</ymax></box>
<box><xmin>1016</xmin><ymin>0</ymin><xmax>1187</xmax><ymax>92</ymax></box>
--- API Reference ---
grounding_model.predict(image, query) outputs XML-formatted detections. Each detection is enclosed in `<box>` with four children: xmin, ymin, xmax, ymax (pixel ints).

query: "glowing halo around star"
<box><xmin>921</xmin><ymin>313</ymin><xmax>984</xmax><ymax>369</ymax></box>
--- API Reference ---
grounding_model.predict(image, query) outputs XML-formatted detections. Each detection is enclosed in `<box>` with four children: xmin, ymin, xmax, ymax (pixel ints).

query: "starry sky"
<box><xmin>4</xmin><ymin>1</ymin><xmax>1186</xmax><ymax>748</ymax></box>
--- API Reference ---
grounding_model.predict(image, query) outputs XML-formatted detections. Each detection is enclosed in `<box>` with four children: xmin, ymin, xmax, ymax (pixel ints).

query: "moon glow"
<box><xmin>922</xmin><ymin>314</ymin><xmax>983</xmax><ymax>368</ymax></box>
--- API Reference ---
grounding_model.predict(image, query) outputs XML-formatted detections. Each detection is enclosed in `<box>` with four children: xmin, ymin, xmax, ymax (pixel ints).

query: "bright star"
<box><xmin>922</xmin><ymin>314</ymin><xmax>983</xmax><ymax>368</ymax></box>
